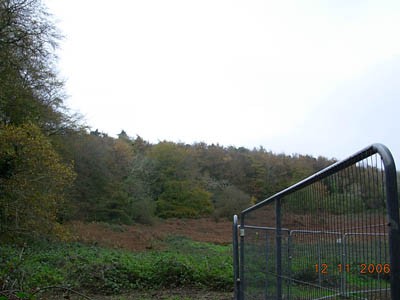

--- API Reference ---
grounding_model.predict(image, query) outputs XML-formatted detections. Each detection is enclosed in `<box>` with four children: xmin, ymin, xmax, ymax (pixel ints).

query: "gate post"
<box><xmin>239</xmin><ymin>214</ymin><xmax>245</xmax><ymax>300</ymax></box>
<box><xmin>233</xmin><ymin>215</ymin><xmax>240</xmax><ymax>300</ymax></box>
<box><xmin>276</xmin><ymin>198</ymin><xmax>282</xmax><ymax>300</ymax></box>
<box><xmin>374</xmin><ymin>144</ymin><xmax>400</xmax><ymax>300</ymax></box>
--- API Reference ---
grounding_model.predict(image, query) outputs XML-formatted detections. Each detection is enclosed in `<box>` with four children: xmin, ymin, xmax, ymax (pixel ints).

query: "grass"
<box><xmin>0</xmin><ymin>236</ymin><xmax>233</xmax><ymax>299</ymax></box>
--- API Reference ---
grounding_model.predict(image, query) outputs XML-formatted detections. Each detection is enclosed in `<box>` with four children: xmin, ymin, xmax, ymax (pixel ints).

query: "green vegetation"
<box><xmin>0</xmin><ymin>237</ymin><xmax>233</xmax><ymax>298</ymax></box>
<box><xmin>2</xmin><ymin>1</ymin><xmax>394</xmax><ymax>299</ymax></box>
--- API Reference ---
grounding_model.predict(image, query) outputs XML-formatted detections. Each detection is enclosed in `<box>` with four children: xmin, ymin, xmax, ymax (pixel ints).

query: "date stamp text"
<box><xmin>314</xmin><ymin>263</ymin><xmax>390</xmax><ymax>275</ymax></box>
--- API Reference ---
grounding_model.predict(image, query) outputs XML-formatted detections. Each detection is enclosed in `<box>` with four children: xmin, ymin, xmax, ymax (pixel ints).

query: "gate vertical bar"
<box><xmin>317</xmin><ymin>234</ymin><xmax>322</xmax><ymax>287</ymax></box>
<box><xmin>387</xmin><ymin>165</ymin><xmax>400</xmax><ymax>300</ymax></box>
<box><xmin>239</xmin><ymin>214</ymin><xmax>245</xmax><ymax>300</ymax></box>
<box><xmin>287</xmin><ymin>231</ymin><xmax>292</xmax><ymax>300</ymax></box>
<box><xmin>233</xmin><ymin>215</ymin><xmax>240</xmax><ymax>300</ymax></box>
<box><xmin>265</xmin><ymin>231</ymin><xmax>269</xmax><ymax>299</ymax></box>
<box><xmin>341</xmin><ymin>234</ymin><xmax>347</xmax><ymax>297</ymax></box>
<box><xmin>374</xmin><ymin>144</ymin><xmax>400</xmax><ymax>300</ymax></box>
<box><xmin>276</xmin><ymin>198</ymin><xmax>282</xmax><ymax>300</ymax></box>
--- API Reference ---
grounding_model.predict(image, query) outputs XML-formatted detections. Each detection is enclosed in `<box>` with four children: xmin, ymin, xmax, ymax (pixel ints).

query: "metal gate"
<box><xmin>233</xmin><ymin>144</ymin><xmax>399</xmax><ymax>300</ymax></box>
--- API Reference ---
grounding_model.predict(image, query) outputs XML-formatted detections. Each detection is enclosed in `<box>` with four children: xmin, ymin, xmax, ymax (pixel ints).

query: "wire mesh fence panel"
<box><xmin>242</xmin><ymin>226</ymin><xmax>276</xmax><ymax>299</ymax></box>
<box><xmin>342</xmin><ymin>232</ymin><xmax>390</xmax><ymax>300</ymax></box>
<box><xmin>241</xmin><ymin>202</ymin><xmax>277</xmax><ymax>299</ymax></box>
<box><xmin>235</xmin><ymin>145</ymin><xmax>399</xmax><ymax>300</ymax></box>
<box><xmin>288</xmin><ymin>230</ymin><xmax>343</xmax><ymax>299</ymax></box>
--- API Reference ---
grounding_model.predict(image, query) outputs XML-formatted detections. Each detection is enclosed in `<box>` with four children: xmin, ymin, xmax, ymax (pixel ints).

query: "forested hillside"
<box><xmin>0</xmin><ymin>0</ymin><xmax>335</xmax><ymax>242</ymax></box>
<box><xmin>59</xmin><ymin>131</ymin><xmax>334</xmax><ymax>224</ymax></box>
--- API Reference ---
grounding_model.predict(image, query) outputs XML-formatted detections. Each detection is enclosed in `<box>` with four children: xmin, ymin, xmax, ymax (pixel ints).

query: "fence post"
<box><xmin>239</xmin><ymin>214</ymin><xmax>245</xmax><ymax>300</ymax></box>
<box><xmin>233</xmin><ymin>215</ymin><xmax>240</xmax><ymax>300</ymax></box>
<box><xmin>276</xmin><ymin>198</ymin><xmax>282</xmax><ymax>300</ymax></box>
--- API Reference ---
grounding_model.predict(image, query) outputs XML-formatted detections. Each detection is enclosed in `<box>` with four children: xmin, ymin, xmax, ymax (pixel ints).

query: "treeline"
<box><xmin>0</xmin><ymin>0</ymin><xmax>335</xmax><ymax>240</ymax></box>
<box><xmin>59</xmin><ymin>131</ymin><xmax>334</xmax><ymax>224</ymax></box>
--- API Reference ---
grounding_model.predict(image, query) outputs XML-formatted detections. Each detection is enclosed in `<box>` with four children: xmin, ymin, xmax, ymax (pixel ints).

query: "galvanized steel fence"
<box><xmin>233</xmin><ymin>144</ymin><xmax>400</xmax><ymax>300</ymax></box>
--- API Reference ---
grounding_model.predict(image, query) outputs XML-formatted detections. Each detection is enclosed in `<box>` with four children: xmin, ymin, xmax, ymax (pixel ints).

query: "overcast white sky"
<box><xmin>45</xmin><ymin>0</ymin><xmax>400</xmax><ymax>167</ymax></box>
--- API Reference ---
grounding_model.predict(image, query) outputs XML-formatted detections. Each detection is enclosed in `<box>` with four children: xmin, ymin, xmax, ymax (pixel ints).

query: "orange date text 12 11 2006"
<box><xmin>314</xmin><ymin>263</ymin><xmax>391</xmax><ymax>274</ymax></box>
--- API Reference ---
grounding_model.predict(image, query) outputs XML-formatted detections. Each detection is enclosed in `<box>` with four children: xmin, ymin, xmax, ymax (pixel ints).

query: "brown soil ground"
<box><xmin>67</xmin><ymin>211</ymin><xmax>387</xmax><ymax>252</ymax></box>
<box><xmin>67</xmin><ymin>218</ymin><xmax>233</xmax><ymax>252</ymax></box>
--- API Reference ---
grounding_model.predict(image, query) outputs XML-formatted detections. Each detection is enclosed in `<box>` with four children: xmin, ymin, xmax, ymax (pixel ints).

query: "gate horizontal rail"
<box><xmin>233</xmin><ymin>143</ymin><xmax>400</xmax><ymax>300</ymax></box>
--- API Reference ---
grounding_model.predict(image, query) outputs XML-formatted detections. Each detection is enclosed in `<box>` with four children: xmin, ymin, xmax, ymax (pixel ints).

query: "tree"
<box><xmin>0</xmin><ymin>0</ymin><xmax>75</xmax><ymax>134</ymax></box>
<box><xmin>156</xmin><ymin>180</ymin><xmax>212</xmax><ymax>218</ymax></box>
<box><xmin>117</xmin><ymin>130</ymin><xmax>130</xmax><ymax>141</ymax></box>
<box><xmin>124</xmin><ymin>154</ymin><xmax>156</xmax><ymax>224</ymax></box>
<box><xmin>148</xmin><ymin>142</ymin><xmax>192</xmax><ymax>182</ymax></box>
<box><xmin>64</xmin><ymin>132</ymin><xmax>113</xmax><ymax>220</ymax></box>
<box><xmin>64</xmin><ymin>132</ymin><xmax>135</xmax><ymax>223</ymax></box>
<box><xmin>0</xmin><ymin>123</ymin><xmax>75</xmax><ymax>239</ymax></box>
<box><xmin>213</xmin><ymin>185</ymin><xmax>251</xmax><ymax>220</ymax></box>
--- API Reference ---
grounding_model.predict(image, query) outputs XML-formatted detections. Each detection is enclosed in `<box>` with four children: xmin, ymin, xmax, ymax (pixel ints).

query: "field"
<box><xmin>0</xmin><ymin>218</ymin><xmax>234</xmax><ymax>300</ymax></box>
<box><xmin>67</xmin><ymin>218</ymin><xmax>232</xmax><ymax>251</ymax></box>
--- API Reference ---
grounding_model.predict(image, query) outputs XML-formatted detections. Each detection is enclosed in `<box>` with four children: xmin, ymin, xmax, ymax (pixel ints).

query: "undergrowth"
<box><xmin>0</xmin><ymin>236</ymin><xmax>233</xmax><ymax>299</ymax></box>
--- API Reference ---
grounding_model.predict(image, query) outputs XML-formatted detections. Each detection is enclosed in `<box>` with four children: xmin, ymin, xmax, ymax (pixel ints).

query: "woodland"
<box><xmin>0</xmin><ymin>0</ymin><xmax>336</xmax><ymax>242</ymax></box>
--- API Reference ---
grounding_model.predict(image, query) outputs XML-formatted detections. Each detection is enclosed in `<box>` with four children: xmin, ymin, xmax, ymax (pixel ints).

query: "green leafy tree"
<box><xmin>148</xmin><ymin>142</ymin><xmax>213</xmax><ymax>218</ymax></box>
<box><xmin>148</xmin><ymin>142</ymin><xmax>197</xmax><ymax>182</ymax></box>
<box><xmin>64</xmin><ymin>131</ymin><xmax>135</xmax><ymax>223</ymax></box>
<box><xmin>156</xmin><ymin>180</ymin><xmax>212</xmax><ymax>218</ymax></box>
<box><xmin>0</xmin><ymin>123</ymin><xmax>75</xmax><ymax>239</ymax></box>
